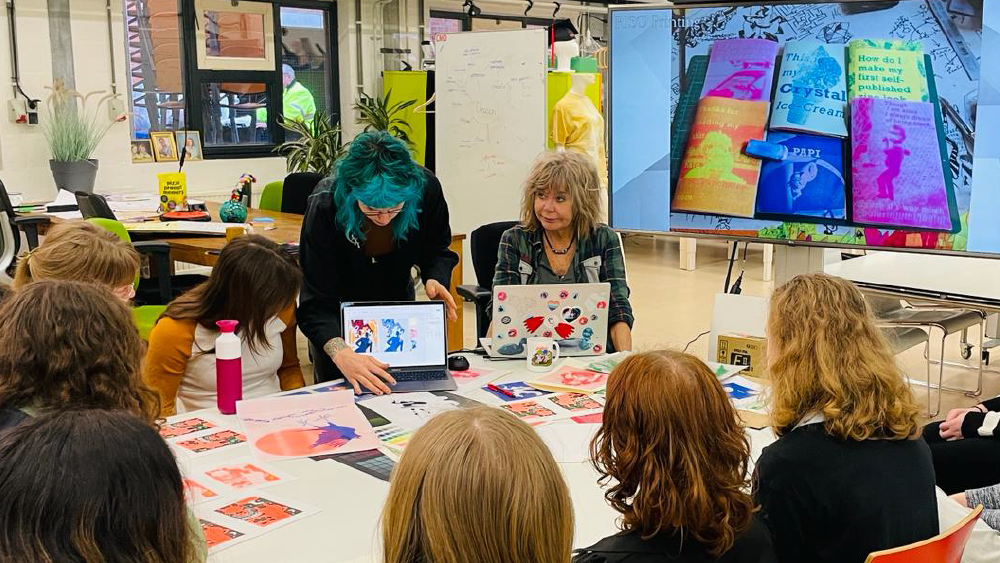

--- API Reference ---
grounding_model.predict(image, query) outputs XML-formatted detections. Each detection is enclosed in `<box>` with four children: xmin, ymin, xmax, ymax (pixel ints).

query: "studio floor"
<box><xmin>298</xmin><ymin>236</ymin><xmax>998</xmax><ymax>424</ymax></box>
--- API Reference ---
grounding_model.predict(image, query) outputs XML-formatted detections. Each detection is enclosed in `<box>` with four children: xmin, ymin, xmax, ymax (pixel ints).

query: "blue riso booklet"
<box><xmin>770</xmin><ymin>41</ymin><xmax>848</xmax><ymax>138</ymax></box>
<box><xmin>755</xmin><ymin>131</ymin><xmax>846</xmax><ymax>221</ymax></box>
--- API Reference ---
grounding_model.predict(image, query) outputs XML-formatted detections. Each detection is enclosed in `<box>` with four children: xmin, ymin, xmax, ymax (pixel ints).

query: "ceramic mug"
<box><xmin>526</xmin><ymin>338</ymin><xmax>561</xmax><ymax>372</ymax></box>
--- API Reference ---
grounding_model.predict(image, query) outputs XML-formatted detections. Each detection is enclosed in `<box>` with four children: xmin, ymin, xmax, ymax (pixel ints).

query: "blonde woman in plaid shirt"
<box><xmin>493</xmin><ymin>151</ymin><xmax>633</xmax><ymax>352</ymax></box>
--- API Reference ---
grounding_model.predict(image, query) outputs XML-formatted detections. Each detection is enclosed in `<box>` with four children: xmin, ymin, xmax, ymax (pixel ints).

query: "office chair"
<box><xmin>258</xmin><ymin>173</ymin><xmax>323</xmax><ymax>215</ymax></box>
<box><xmin>87</xmin><ymin>218</ymin><xmax>170</xmax><ymax>339</ymax></box>
<box><xmin>74</xmin><ymin>191</ymin><xmax>116</xmax><ymax>220</ymax></box>
<box><xmin>455</xmin><ymin>220</ymin><xmax>519</xmax><ymax>340</ymax></box>
<box><xmin>0</xmin><ymin>206</ymin><xmax>18</xmax><ymax>285</ymax></box>
<box><xmin>79</xmin><ymin>199</ymin><xmax>206</xmax><ymax>305</ymax></box>
<box><xmin>0</xmin><ymin>179</ymin><xmax>48</xmax><ymax>255</ymax></box>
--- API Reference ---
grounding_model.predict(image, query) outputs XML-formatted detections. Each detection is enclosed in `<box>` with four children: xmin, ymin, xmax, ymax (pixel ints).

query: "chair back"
<box><xmin>470</xmin><ymin>220</ymin><xmax>518</xmax><ymax>289</ymax></box>
<box><xmin>259</xmin><ymin>181</ymin><xmax>284</xmax><ymax>212</ymax></box>
<box><xmin>281</xmin><ymin>172</ymin><xmax>324</xmax><ymax>214</ymax></box>
<box><xmin>0</xmin><ymin>206</ymin><xmax>16</xmax><ymax>285</ymax></box>
<box><xmin>864</xmin><ymin>505</ymin><xmax>982</xmax><ymax>563</ymax></box>
<box><xmin>0</xmin><ymin>179</ymin><xmax>17</xmax><ymax>221</ymax></box>
<box><xmin>75</xmin><ymin>192</ymin><xmax>117</xmax><ymax>220</ymax></box>
<box><xmin>87</xmin><ymin>217</ymin><xmax>139</xmax><ymax>290</ymax></box>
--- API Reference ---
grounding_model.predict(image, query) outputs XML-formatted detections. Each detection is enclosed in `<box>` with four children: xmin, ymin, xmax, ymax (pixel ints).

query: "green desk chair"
<box><xmin>259</xmin><ymin>181</ymin><xmax>284</xmax><ymax>212</ymax></box>
<box><xmin>87</xmin><ymin>218</ymin><xmax>169</xmax><ymax>340</ymax></box>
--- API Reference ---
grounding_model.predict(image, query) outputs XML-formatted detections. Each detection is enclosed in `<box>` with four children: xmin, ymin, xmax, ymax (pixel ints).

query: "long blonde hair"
<box><xmin>381</xmin><ymin>407</ymin><xmax>574</xmax><ymax>563</ymax></box>
<box><xmin>767</xmin><ymin>273</ymin><xmax>921</xmax><ymax>440</ymax></box>
<box><xmin>13</xmin><ymin>221</ymin><xmax>138</xmax><ymax>290</ymax></box>
<box><xmin>520</xmin><ymin>151</ymin><xmax>603</xmax><ymax>240</ymax></box>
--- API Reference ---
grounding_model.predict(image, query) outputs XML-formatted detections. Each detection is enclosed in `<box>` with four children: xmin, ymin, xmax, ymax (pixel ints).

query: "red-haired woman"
<box><xmin>575</xmin><ymin>350</ymin><xmax>774</xmax><ymax>563</ymax></box>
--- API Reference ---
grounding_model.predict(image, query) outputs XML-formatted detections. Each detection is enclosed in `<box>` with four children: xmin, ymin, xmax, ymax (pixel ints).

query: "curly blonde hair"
<box><xmin>519</xmin><ymin>151</ymin><xmax>603</xmax><ymax>240</ymax></box>
<box><xmin>592</xmin><ymin>350</ymin><xmax>754</xmax><ymax>557</ymax></box>
<box><xmin>767</xmin><ymin>274</ymin><xmax>921</xmax><ymax>440</ymax></box>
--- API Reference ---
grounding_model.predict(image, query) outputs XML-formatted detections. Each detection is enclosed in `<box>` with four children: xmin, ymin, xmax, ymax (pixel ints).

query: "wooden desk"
<box><xmin>143</xmin><ymin>203</ymin><xmax>467</xmax><ymax>351</ymax></box>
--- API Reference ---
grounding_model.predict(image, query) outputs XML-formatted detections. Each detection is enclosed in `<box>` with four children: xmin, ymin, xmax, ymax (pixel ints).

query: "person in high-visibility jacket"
<box><xmin>257</xmin><ymin>64</ymin><xmax>316</xmax><ymax>125</ymax></box>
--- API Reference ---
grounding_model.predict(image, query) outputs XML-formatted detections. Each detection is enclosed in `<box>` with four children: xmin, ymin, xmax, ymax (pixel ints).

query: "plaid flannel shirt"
<box><xmin>492</xmin><ymin>224</ymin><xmax>634</xmax><ymax>328</ymax></box>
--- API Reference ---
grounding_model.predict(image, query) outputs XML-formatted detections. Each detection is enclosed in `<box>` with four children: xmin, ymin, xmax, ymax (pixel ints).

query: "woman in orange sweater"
<box><xmin>145</xmin><ymin>235</ymin><xmax>304</xmax><ymax>416</ymax></box>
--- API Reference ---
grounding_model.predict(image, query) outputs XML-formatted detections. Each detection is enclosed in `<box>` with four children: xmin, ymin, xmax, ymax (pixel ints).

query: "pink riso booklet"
<box><xmin>850</xmin><ymin>97</ymin><xmax>953</xmax><ymax>231</ymax></box>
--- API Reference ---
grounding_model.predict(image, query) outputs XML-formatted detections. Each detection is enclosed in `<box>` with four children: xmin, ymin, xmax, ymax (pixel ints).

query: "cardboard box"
<box><xmin>716</xmin><ymin>333</ymin><xmax>767</xmax><ymax>378</ymax></box>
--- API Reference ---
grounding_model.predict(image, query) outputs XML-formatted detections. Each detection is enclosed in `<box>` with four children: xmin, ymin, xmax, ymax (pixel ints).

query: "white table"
<box><xmin>170</xmin><ymin>357</ymin><xmax>776</xmax><ymax>563</ymax></box>
<box><xmin>825</xmin><ymin>252</ymin><xmax>1000</xmax><ymax>311</ymax></box>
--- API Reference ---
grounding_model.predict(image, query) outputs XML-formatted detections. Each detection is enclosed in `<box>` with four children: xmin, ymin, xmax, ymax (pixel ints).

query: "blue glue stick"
<box><xmin>744</xmin><ymin>140</ymin><xmax>788</xmax><ymax>161</ymax></box>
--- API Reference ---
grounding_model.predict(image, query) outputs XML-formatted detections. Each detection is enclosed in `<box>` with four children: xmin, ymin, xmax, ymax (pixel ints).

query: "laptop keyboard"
<box><xmin>393</xmin><ymin>370</ymin><xmax>447</xmax><ymax>382</ymax></box>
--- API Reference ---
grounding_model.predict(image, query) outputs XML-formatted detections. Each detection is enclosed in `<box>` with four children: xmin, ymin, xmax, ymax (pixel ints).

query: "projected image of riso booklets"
<box><xmin>609</xmin><ymin>1</ymin><xmax>1000</xmax><ymax>256</ymax></box>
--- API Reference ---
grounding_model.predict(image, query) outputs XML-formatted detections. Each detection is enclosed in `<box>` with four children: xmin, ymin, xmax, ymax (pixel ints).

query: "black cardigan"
<box><xmin>297</xmin><ymin>168</ymin><xmax>459</xmax><ymax>353</ymax></box>
<box><xmin>753</xmin><ymin>423</ymin><xmax>938</xmax><ymax>563</ymax></box>
<box><xmin>573</xmin><ymin>517</ymin><xmax>775</xmax><ymax>563</ymax></box>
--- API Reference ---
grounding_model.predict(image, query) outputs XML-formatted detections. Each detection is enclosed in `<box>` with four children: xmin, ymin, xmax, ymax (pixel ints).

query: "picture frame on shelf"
<box><xmin>151</xmin><ymin>132</ymin><xmax>179</xmax><ymax>162</ymax></box>
<box><xmin>175</xmin><ymin>131</ymin><xmax>204</xmax><ymax>161</ymax></box>
<box><xmin>131</xmin><ymin>139</ymin><xmax>154</xmax><ymax>164</ymax></box>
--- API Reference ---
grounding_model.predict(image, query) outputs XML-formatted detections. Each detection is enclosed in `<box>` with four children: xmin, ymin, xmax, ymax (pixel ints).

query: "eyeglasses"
<box><xmin>359</xmin><ymin>203</ymin><xmax>405</xmax><ymax>218</ymax></box>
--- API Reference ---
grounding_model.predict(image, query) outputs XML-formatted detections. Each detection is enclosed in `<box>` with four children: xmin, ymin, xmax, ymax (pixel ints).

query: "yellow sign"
<box><xmin>157</xmin><ymin>172</ymin><xmax>187</xmax><ymax>213</ymax></box>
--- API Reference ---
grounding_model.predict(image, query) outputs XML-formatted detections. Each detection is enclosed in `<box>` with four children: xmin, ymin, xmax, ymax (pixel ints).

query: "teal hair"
<box><xmin>331</xmin><ymin>132</ymin><xmax>424</xmax><ymax>244</ymax></box>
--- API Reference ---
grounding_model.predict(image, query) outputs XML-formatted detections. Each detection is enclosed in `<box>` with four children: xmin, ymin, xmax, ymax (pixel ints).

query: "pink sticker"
<box><xmin>507</xmin><ymin>329</ymin><xmax>517</xmax><ymax>337</ymax></box>
<box><xmin>579</xmin><ymin>317</ymin><xmax>588</xmax><ymax>325</ymax></box>
<box><xmin>593</xmin><ymin>345</ymin><xmax>603</xmax><ymax>353</ymax></box>
<box><xmin>559</xmin><ymin>290</ymin><xmax>569</xmax><ymax>299</ymax></box>
<box><xmin>496</xmin><ymin>291</ymin><xmax>507</xmax><ymax>301</ymax></box>
<box><xmin>596</xmin><ymin>301</ymin><xmax>607</xmax><ymax>309</ymax></box>
<box><xmin>542</xmin><ymin>331</ymin><xmax>553</xmax><ymax>338</ymax></box>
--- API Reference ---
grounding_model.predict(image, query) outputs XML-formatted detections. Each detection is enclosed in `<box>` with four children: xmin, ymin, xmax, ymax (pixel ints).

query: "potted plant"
<box><xmin>274</xmin><ymin>111</ymin><xmax>347</xmax><ymax>177</ymax></box>
<box><xmin>42</xmin><ymin>80</ymin><xmax>123</xmax><ymax>194</ymax></box>
<box><xmin>354</xmin><ymin>90</ymin><xmax>416</xmax><ymax>145</ymax></box>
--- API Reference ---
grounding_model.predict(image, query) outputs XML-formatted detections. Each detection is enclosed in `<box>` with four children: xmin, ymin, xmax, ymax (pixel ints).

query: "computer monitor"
<box><xmin>609</xmin><ymin>0</ymin><xmax>1000</xmax><ymax>257</ymax></box>
<box><xmin>340</xmin><ymin>302</ymin><xmax>447</xmax><ymax>368</ymax></box>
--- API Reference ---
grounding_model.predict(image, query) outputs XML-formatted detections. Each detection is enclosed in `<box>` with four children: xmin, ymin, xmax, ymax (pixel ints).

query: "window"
<box><xmin>196</xmin><ymin>0</ymin><xmax>275</xmax><ymax>71</ymax></box>
<box><xmin>125</xmin><ymin>0</ymin><xmax>186</xmax><ymax>138</ymax></box>
<box><xmin>125</xmin><ymin>0</ymin><xmax>339</xmax><ymax>158</ymax></box>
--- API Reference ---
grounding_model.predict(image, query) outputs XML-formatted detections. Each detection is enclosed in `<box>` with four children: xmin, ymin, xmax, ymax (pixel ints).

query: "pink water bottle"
<box><xmin>215</xmin><ymin>320</ymin><xmax>242</xmax><ymax>414</ymax></box>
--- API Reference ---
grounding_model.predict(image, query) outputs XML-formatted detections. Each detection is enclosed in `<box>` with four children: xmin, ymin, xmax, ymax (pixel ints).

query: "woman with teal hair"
<box><xmin>299</xmin><ymin>132</ymin><xmax>459</xmax><ymax>390</ymax></box>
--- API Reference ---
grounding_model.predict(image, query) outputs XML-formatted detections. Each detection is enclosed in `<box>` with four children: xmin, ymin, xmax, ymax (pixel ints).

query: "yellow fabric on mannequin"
<box><xmin>552</xmin><ymin>91</ymin><xmax>608</xmax><ymax>189</ymax></box>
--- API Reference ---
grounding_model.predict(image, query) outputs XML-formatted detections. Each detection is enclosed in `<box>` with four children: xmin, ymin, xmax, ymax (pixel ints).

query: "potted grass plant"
<box><xmin>43</xmin><ymin>81</ymin><xmax>123</xmax><ymax>193</ymax></box>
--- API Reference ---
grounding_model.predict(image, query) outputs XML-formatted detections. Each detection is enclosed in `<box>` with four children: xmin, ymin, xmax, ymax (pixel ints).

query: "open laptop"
<box><xmin>340</xmin><ymin>301</ymin><xmax>457</xmax><ymax>393</ymax></box>
<box><xmin>487</xmin><ymin>283</ymin><xmax>612</xmax><ymax>358</ymax></box>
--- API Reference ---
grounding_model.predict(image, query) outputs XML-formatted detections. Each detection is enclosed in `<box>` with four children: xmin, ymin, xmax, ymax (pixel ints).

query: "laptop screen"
<box><xmin>341</xmin><ymin>302</ymin><xmax>447</xmax><ymax>368</ymax></box>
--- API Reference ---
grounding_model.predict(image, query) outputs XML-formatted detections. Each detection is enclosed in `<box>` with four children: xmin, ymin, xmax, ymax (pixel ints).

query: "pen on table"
<box><xmin>486</xmin><ymin>383</ymin><xmax>516</xmax><ymax>398</ymax></box>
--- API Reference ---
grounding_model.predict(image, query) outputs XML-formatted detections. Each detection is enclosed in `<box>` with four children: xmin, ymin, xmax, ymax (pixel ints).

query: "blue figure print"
<box><xmin>354</xmin><ymin>331</ymin><xmax>372</xmax><ymax>353</ymax></box>
<box><xmin>310</xmin><ymin>421</ymin><xmax>361</xmax><ymax>449</ymax></box>
<box><xmin>382</xmin><ymin>319</ymin><xmax>406</xmax><ymax>352</ymax></box>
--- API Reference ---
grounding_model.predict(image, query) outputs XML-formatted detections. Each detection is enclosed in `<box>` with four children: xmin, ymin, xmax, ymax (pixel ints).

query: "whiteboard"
<box><xmin>435</xmin><ymin>29</ymin><xmax>548</xmax><ymax>284</ymax></box>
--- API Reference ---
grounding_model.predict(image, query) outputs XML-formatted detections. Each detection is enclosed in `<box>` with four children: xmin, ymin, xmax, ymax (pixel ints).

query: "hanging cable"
<box><xmin>6</xmin><ymin>0</ymin><xmax>39</xmax><ymax>108</ymax></box>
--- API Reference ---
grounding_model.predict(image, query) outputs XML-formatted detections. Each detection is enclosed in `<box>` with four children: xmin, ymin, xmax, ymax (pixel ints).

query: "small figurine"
<box><xmin>219</xmin><ymin>173</ymin><xmax>255</xmax><ymax>224</ymax></box>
